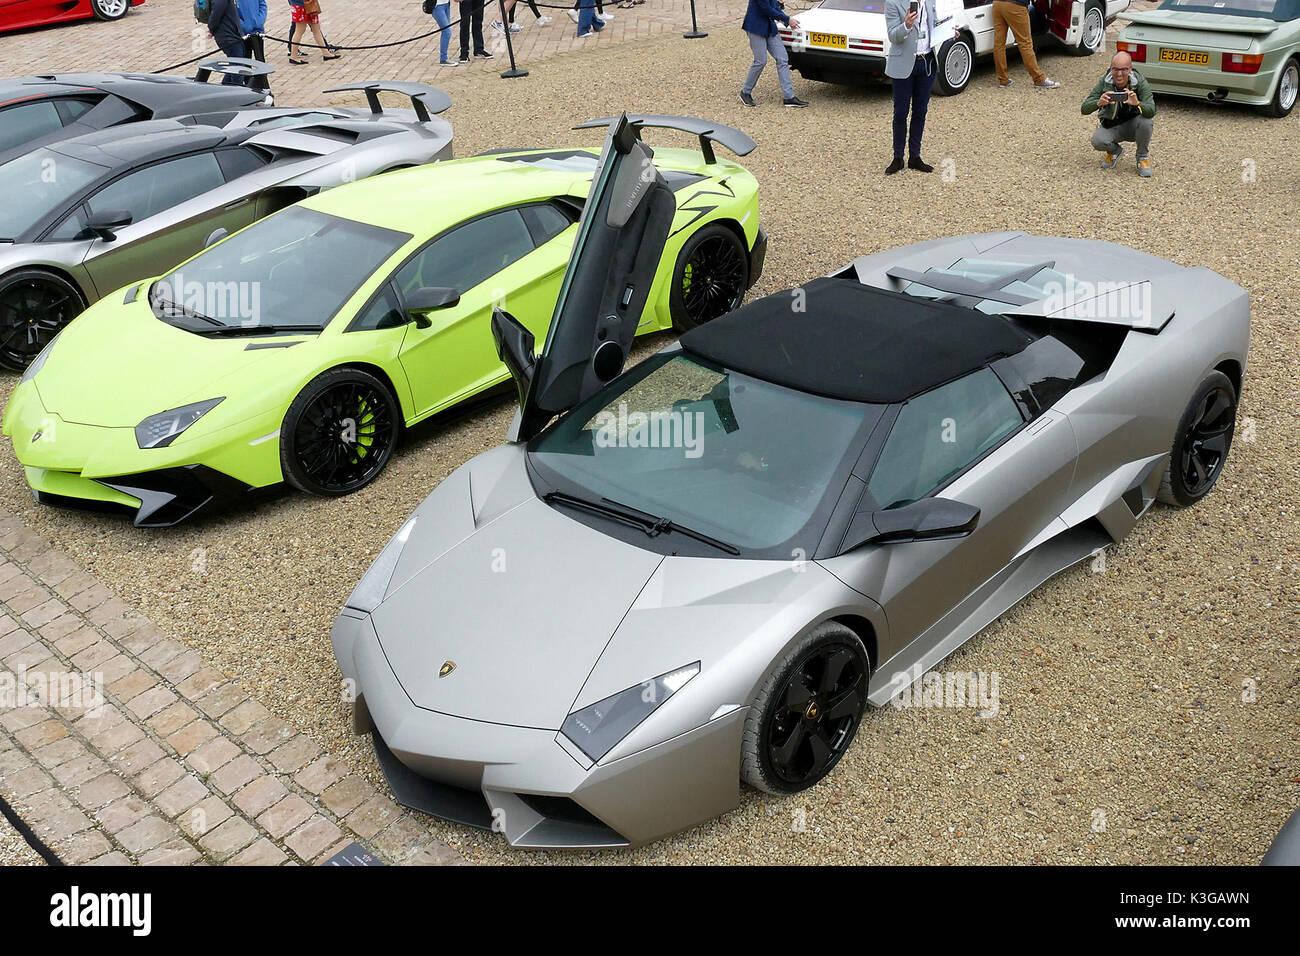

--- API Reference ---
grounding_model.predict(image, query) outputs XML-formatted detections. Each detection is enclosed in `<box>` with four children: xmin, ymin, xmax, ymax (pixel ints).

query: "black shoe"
<box><xmin>475</xmin><ymin>49</ymin><xmax>494</xmax><ymax>58</ymax></box>
<box><xmin>459</xmin><ymin>53</ymin><xmax>470</xmax><ymax>62</ymax></box>
<box><xmin>885</xmin><ymin>157</ymin><xmax>905</xmax><ymax>175</ymax></box>
<box><xmin>740</xmin><ymin>91</ymin><xmax>756</xmax><ymax>107</ymax></box>
<box><xmin>908</xmin><ymin>156</ymin><xmax>934</xmax><ymax>173</ymax></box>
<box><xmin>783</xmin><ymin>95</ymin><xmax>809</xmax><ymax>107</ymax></box>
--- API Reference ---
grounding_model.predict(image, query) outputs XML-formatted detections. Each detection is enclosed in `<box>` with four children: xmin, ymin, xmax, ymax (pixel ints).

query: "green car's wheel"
<box><xmin>91</xmin><ymin>0</ymin><xmax>131</xmax><ymax>20</ymax></box>
<box><xmin>1263</xmin><ymin>57</ymin><xmax>1299</xmax><ymax>118</ymax></box>
<box><xmin>0</xmin><ymin>270</ymin><xmax>86</xmax><ymax>372</ymax></box>
<box><xmin>741</xmin><ymin>622</ymin><xmax>870</xmax><ymax>795</ymax></box>
<box><xmin>281</xmin><ymin>368</ymin><xmax>400</xmax><ymax>497</ymax></box>
<box><xmin>669</xmin><ymin>223</ymin><xmax>749</xmax><ymax>333</ymax></box>
<box><xmin>1157</xmin><ymin>371</ymin><xmax>1236</xmax><ymax>507</ymax></box>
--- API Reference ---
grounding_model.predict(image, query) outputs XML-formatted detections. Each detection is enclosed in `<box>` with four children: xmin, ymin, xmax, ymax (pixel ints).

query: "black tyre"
<box><xmin>0</xmin><ymin>270</ymin><xmax>86</xmax><ymax>372</ymax></box>
<box><xmin>280</xmin><ymin>368</ymin><xmax>400</xmax><ymax>497</ymax></box>
<box><xmin>91</xmin><ymin>0</ymin><xmax>131</xmax><ymax>21</ymax></box>
<box><xmin>741</xmin><ymin>622</ymin><xmax>870</xmax><ymax>795</ymax></box>
<box><xmin>1157</xmin><ymin>371</ymin><xmax>1237</xmax><ymax>507</ymax></box>
<box><xmin>1071</xmin><ymin>2</ymin><xmax>1106</xmax><ymax>56</ymax></box>
<box><xmin>669</xmin><ymin>223</ymin><xmax>749</xmax><ymax>333</ymax></box>
<box><xmin>934</xmin><ymin>34</ymin><xmax>975</xmax><ymax>96</ymax></box>
<box><xmin>1261</xmin><ymin>57</ymin><xmax>1299</xmax><ymax>118</ymax></box>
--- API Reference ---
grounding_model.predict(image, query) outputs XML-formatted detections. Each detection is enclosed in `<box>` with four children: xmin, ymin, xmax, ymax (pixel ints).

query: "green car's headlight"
<box><xmin>20</xmin><ymin>333</ymin><xmax>61</xmax><ymax>385</ymax></box>
<box><xmin>135</xmin><ymin>398</ymin><xmax>224</xmax><ymax>449</ymax></box>
<box><xmin>561</xmin><ymin>663</ymin><xmax>700</xmax><ymax>762</ymax></box>
<box><xmin>345</xmin><ymin>516</ymin><xmax>417</xmax><ymax>613</ymax></box>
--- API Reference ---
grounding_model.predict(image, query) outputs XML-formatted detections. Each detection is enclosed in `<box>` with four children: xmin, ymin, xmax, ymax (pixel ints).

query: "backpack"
<box><xmin>194</xmin><ymin>0</ymin><xmax>210</xmax><ymax>24</ymax></box>
<box><xmin>422</xmin><ymin>0</ymin><xmax>435</xmax><ymax>12</ymax></box>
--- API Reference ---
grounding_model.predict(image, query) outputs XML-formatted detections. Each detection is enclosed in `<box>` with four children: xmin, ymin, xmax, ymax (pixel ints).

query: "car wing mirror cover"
<box><xmin>491</xmin><ymin>306</ymin><xmax>536</xmax><ymax>412</ymax></box>
<box><xmin>85</xmin><ymin>209</ymin><xmax>133</xmax><ymax>242</ymax></box>
<box><xmin>404</xmin><ymin>286</ymin><xmax>460</xmax><ymax>327</ymax></box>
<box><xmin>843</xmin><ymin>498</ymin><xmax>981</xmax><ymax>551</ymax></box>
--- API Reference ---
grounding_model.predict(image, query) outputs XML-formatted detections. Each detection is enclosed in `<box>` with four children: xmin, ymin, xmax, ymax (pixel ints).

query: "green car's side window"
<box><xmin>868</xmin><ymin>367</ymin><xmax>1024</xmax><ymax>510</ymax></box>
<box><xmin>350</xmin><ymin>283</ymin><xmax>407</xmax><ymax>332</ymax></box>
<box><xmin>395</xmin><ymin>208</ymin><xmax>535</xmax><ymax>300</ymax></box>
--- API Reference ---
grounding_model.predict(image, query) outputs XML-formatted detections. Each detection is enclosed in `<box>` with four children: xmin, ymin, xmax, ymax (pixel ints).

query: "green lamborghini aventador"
<box><xmin>1</xmin><ymin>115</ymin><xmax>765</xmax><ymax>526</ymax></box>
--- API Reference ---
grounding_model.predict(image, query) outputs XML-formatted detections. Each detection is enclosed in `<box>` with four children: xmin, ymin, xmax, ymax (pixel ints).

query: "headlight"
<box><xmin>561</xmin><ymin>662</ymin><xmax>700</xmax><ymax>762</ymax></box>
<box><xmin>345</xmin><ymin>516</ymin><xmax>417</xmax><ymax>613</ymax></box>
<box><xmin>134</xmin><ymin>398</ymin><xmax>223</xmax><ymax>449</ymax></box>
<box><xmin>20</xmin><ymin>333</ymin><xmax>61</xmax><ymax>384</ymax></box>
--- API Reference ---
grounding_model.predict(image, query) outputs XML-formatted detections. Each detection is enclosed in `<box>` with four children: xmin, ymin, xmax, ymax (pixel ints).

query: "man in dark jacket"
<box><xmin>740</xmin><ymin>0</ymin><xmax>807</xmax><ymax>107</ymax></box>
<box><xmin>1082</xmin><ymin>51</ymin><xmax>1156</xmax><ymax>177</ymax></box>
<box><xmin>208</xmin><ymin>0</ymin><xmax>247</xmax><ymax>84</ymax></box>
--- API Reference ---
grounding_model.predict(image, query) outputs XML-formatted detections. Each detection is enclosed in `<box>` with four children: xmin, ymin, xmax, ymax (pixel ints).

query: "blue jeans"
<box><xmin>432</xmin><ymin>3</ymin><xmax>452</xmax><ymax>61</ymax></box>
<box><xmin>892</xmin><ymin>53</ymin><xmax>935</xmax><ymax>160</ymax></box>
<box><xmin>743</xmin><ymin>31</ymin><xmax>794</xmax><ymax>100</ymax></box>
<box><xmin>577</xmin><ymin>0</ymin><xmax>603</xmax><ymax>35</ymax></box>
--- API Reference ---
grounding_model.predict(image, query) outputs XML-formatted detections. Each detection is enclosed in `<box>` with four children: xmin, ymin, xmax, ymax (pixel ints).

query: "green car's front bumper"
<box><xmin>3</xmin><ymin>382</ymin><xmax>277</xmax><ymax>526</ymax></box>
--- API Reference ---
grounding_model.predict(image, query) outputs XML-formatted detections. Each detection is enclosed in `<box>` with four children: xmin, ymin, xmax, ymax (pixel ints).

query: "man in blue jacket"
<box><xmin>208</xmin><ymin>0</ymin><xmax>247</xmax><ymax>84</ymax></box>
<box><xmin>236</xmin><ymin>0</ymin><xmax>271</xmax><ymax>97</ymax></box>
<box><xmin>740</xmin><ymin>0</ymin><xmax>807</xmax><ymax>108</ymax></box>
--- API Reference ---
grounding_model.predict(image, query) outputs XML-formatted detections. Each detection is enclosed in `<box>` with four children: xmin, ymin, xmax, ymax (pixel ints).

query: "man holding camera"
<box><xmin>1082</xmin><ymin>51</ymin><xmax>1156</xmax><ymax>178</ymax></box>
<box><xmin>884</xmin><ymin>0</ymin><xmax>938</xmax><ymax>175</ymax></box>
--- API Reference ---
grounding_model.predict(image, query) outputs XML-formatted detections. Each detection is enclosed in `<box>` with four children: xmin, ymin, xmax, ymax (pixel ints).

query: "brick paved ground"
<box><xmin>0</xmin><ymin>508</ymin><xmax>463</xmax><ymax>865</ymax></box>
<box><xmin>0</xmin><ymin>0</ymin><xmax>754</xmax><ymax>109</ymax></box>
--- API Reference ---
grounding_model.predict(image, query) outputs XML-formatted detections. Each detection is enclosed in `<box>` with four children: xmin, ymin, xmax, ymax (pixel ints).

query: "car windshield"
<box><xmin>820</xmin><ymin>0</ymin><xmax>887</xmax><ymax>11</ymax></box>
<box><xmin>528</xmin><ymin>353</ymin><xmax>878</xmax><ymax>555</ymax></box>
<box><xmin>0</xmin><ymin>148</ymin><xmax>104</xmax><ymax>240</ymax></box>
<box><xmin>1159</xmin><ymin>0</ymin><xmax>1296</xmax><ymax>19</ymax></box>
<box><xmin>149</xmin><ymin>206</ymin><xmax>411</xmax><ymax>333</ymax></box>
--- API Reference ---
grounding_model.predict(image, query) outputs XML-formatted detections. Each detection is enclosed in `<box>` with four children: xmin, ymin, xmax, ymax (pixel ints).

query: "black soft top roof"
<box><xmin>679</xmin><ymin>277</ymin><xmax>1034</xmax><ymax>404</ymax></box>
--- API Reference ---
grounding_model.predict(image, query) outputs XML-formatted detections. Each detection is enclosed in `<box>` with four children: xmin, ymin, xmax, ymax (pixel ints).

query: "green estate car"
<box><xmin>1117</xmin><ymin>0</ymin><xmax>1300</xmax><ymax>116</ymax></box>
<box><xmin>1</xmin><ymin>116</ymin><xmax>765</xmax><ymax>526</ymax></box>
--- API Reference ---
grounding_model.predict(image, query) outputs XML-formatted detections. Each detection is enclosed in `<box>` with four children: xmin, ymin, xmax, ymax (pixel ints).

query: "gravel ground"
<box><xmin>0</xmin><ymin>812</ymin><xmax>45</xmax><ymax>867</ymax></box>
<box><xmin>1</xmin><ymin>22</ymin><xmax>1298</xmax><ymax>864</ymax></box>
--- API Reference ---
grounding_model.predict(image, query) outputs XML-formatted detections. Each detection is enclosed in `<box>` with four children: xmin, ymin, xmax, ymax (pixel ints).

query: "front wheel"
<box><xmin>934</xmin><ymin>34</ymin><xmax>974</xmax><ymax>96</ymax></box>
<box><xmin>280</xmin><ymin>368</ymin><xmax>400</xmax><ymax>497</ymax></box>
<box><xmin>1071</xmin><ymin>2</ymin><xmax>1106</xmax><ymax>56</ymax></box>
<box><xmin>91</xmin><ymin>0</ymin><xmax>131</xmax><ymax>21</ymax></box>
<box><xmin>1261</xmin><ymin>57</ymin><xmax>1299</xmax><ymax>118</ymax></box>
<box><xmin>669</xmin><ymin>223</ymin><xmax>749</xmax><ymax>333</ymax></box>
<box><xmin>1157</xmin><ymin>371</ymin><xmax>1237</xmax><ymax>507</ymax></box>
<box><xmin>741</xmin><ymin>622</ymin><xmax>870</xmax><ymax>795</ymax></box>
<box><xmin>0</xmin><ymin>270</ymin><xmax>86</xmax><ymax>371</ymax></box>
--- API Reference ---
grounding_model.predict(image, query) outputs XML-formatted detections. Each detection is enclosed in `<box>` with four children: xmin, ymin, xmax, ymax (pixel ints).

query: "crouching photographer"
<box><xmin>1082</xmin><ymin>51</ymin><xmax>1156</xmax><ymax>178</ymax></box>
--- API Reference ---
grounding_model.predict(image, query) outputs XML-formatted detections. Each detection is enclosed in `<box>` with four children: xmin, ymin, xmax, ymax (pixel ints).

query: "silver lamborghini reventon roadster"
<box><xmin>0</xmin><ymin>81</ymin><xmax>452</xmax><ymax>369</ymax></box>
<box><xmin>331</xmin><ymin>116</ymin><xmax>1249</xmax><ymax>849</ymax></box>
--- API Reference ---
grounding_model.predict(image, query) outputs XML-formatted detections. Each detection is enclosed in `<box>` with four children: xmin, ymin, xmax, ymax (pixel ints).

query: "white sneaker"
<box><xmin>510</xmin><ymin>23</ymin><xmax>522</xmax><ymax>33</ymax></box>
<box><xmin>536</xmin><ymin>14</ymin><xmax>552</xmax><ymax>24</ymax></box>
<box><xmin>567</xmin><ymin>9</ymin><xmax>579</xmax><ymax>22</ymax></box>
<box><xmin>490</xmin><ymin>19</ymin><xmax>505</xmax><ymax>33</ymax></box>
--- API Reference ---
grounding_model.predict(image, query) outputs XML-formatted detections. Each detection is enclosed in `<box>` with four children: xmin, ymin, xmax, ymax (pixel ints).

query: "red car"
<box><xmin>0</xmin><ymin>0</ymin><xmax>145</xmax><ymax>35</ymax></box>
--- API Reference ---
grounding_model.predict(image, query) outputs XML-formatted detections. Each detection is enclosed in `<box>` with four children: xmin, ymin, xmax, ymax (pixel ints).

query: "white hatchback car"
<box><xmin>781</xmin><ymin>0</ymin><xmax>1132</xmax><ymax>95</ymax></box>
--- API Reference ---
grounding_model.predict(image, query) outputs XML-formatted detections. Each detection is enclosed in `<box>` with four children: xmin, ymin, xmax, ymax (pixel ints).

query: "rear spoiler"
<box><xmin>572</xmin><ymin>114</ymin><xmax>755</xmax><ymax>165</ymax></box>
<box><xmin>1120</xmin><ymin>10</ymin><xmax>1277</xmax><ymax>35</ymax></box>
<box><xmin>323</xmin><ymin>82</ymin><xmax>451</xmax><ymax>123</ymax></box>
<box><xmin>193</xmin><ymin>57</ymin><xmax>275</xmax><ymax>84</ymax></box>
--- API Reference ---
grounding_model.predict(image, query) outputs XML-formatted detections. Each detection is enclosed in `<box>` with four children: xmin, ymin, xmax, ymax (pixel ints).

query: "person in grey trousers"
<box><xmin>740</xmin><ymin>0</ymin><xmax>807</xmax><ymax>107</ymax></box>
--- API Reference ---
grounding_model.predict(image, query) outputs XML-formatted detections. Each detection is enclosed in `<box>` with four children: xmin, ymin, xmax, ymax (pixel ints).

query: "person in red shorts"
<box><xmin>288</xmin><ymin>0</ymin><xmax>340</xmax><ymax>64</ymax></box>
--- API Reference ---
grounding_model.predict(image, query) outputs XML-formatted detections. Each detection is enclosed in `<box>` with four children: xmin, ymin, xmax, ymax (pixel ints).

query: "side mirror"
<box><xmin>403</xmin><ymin>286</ymin><xmax>460</xmax><ymax>328</ymax></box>
<box><xmin>491</xmin><ymin>306</ymin><xmax>536</xmax><ymax>411</ymax></box>
<box><xmin>84</xmin><ymin>209</ymin><xmax>133</xmax><ymax>243</ymax></box>
<box><xmin>204</xmin><ymin>227</ymin><xmax>229</xmax><ymax>248</ymax></box>
<box><xmin>842</xmin><ymin>497</ymin><xmax>981</xmax><ymax>551</ymax></box>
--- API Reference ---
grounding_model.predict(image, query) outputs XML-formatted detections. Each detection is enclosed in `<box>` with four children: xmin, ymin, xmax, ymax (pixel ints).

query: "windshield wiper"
<box><xmin>152</xmin><ymin>297</ymin><xmax>224</xmax><ymax>328</ymax></box>
<box><xmin>200</xmin><ymin>324</ymin><xmax>323</xmax><ymax>337</ymax></box>
<box><xmin>544</xmin><ymin>491</ymin><xmax>740</xmax><ymax>555</ymax></box>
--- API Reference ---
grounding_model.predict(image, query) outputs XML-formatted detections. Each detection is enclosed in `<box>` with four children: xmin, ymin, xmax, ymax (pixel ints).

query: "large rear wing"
<box><xmin>323</xmin><ymin>82</ymin><xmax>452</xmax><ymax>123</ymax></box>
<box><xmin>193</xmin><ymin>57</ymin><xmax>275</xmax><ymax>84</ymax></box>
<box><xmin>572</xmin><ymin>114</ymin><xmax>755</xmax><ymax>165</ymax></box>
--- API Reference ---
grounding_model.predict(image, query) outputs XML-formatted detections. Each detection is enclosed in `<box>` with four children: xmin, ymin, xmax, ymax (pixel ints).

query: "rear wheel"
<box><xmin>0</xmin><ymin>270</ymin><xmax>86</xmax><ymax>371</ymax></box>
<box><xmin>669</xmin><ymin>223</ymin><xmax>749</xmax><ymax>333</ymax></box>
<box><xmin>1157</xmin><ymin>371</ymin><xmax>1237</xmax><ymax>507</ymax></box>
<box><xmin>741</xmin><ymin>622</ymin><xmax>870</xmax><ymax>795</ymax></box>
<box><xmin>280</xmin><ymin>368</ymin><xmax>400</xmax><ymax>497</ymax></box>
<box><xmin>91</xmin><ymin>0</ymin><xmax>131</xmax><ymax>20</ymax></box>
<box><xmin>1071</xmin><ymin>2</ymin><xmax>1106</xmax><ymax>56</ymax></box>
<box><xmin>1262</xmin><ymin>57</ymin><xmax>1299</xmax><ymax>118</ymax></box>
<box><xmin>935</xmin><ymin>34</ymin><xmax>974</xmax><ymax>95</ymax></box>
